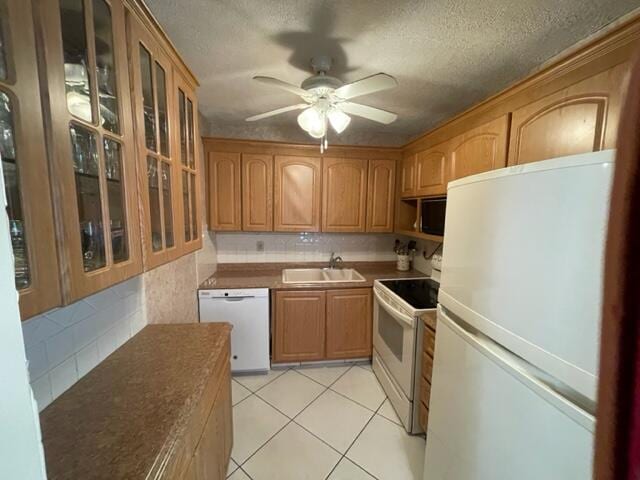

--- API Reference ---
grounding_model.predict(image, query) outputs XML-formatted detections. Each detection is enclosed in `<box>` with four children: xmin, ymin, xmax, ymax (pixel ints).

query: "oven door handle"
<box><xmin>373</xmin><ymin>288</ymin><xmax>415</xmax><ymax>328</ymax></box>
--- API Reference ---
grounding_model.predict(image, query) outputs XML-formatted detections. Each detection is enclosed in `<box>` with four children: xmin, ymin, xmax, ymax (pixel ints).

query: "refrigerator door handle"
<box><xmin>373</xmin><ymin>288</ymin><xmax>415</xmax><ymax>328</ymax></box>
<box><xmin>438</xmin><ymin>306</ymin><xmax>596</xmax><ymax>432</ymax></box>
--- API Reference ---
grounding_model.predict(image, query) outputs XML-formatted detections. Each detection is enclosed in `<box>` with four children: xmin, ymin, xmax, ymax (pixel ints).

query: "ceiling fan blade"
<box><xmin>334</xmin><ymin>73</ymin><xmax>398</xmax><ymax>100</ymax></box>
<box><xmin>246</xmin><ymin>104</ymin><xmax>309</xmax><ymax>122</ymax></box>
<box><xmin>253</xmin><ymin>76</ymin><xmax>311</xmax><ymax>99</ymax></box>
<box><xmin>338</xmin><ymin>102</ymin><xmax>397</xmax><ymax>124</ymax></box>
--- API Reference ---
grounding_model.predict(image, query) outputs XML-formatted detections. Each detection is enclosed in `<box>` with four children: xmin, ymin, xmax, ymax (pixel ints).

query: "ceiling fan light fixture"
<box><xmin>298</xmin><ymin>106</ymin><xmax>326</xmax><ymax>138</ymax></box>
<box><xmin>328</xmin><ymin>108</ymin><xmax>351</xmax><ymax>134</ymax></box>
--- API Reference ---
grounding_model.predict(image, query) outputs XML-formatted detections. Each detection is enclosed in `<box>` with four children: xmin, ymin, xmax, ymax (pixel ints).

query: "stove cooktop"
<box><xmin>379</xmin><ymin>278</ymin><xmax>439</xmax><ymax>309</ymax></box>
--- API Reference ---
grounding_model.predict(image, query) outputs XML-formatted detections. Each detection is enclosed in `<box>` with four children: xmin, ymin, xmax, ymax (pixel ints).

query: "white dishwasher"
<box><xmin>198</xmin><ymin>288</ymin><xmax>270</xmax><ymax>373</ymax></box>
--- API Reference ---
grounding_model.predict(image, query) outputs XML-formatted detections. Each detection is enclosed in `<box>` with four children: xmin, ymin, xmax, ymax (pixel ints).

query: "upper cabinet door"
<box><xmin>400</xmin><ymin>154</ymin><xmax>417</xmax><ymax>198</ymax></box>
<box><xmin>415</xmin><ymin>142</ymin><xmax>449</xmax><ymax>197</ymax></box>
<box><xmin>449</xmin><ymin>115</ymin><xmax>509</xmax><ymax>181</ymax></box>
<box><xmin>38</xmin><ymin>0</ymin><xmax>142</xmax><ymax>303</ymax></box>
<box><xmin>174</xmin><ymin>72</ymin><xmax>202</xmax><ymax>251</ymax></box>
<box><xmin>1</xmin><ymin>0</ymin><xmax>61</xmax><ymax>319</ymax></box>
<box><xmin>129</xmin><ymin>15</ymin><xmax>181</xmax><ymax>270</ymax></box>
<box><xmin>274</xmin><ymin>155</ymin><xmax>321</xmax><ymax>232</ymax></box>
<box><xmin>366</xmin><ymin>159</ymin><xmax>396</xmax><ymax>232</ymax></box>
<box><xmin>322</xmin><ymin>157</ymin><xmax>368</xmax><ymax>232</ymax></box>
<box><xmin>208</xmin><ymin>151</ymin><xmax>241</xmax><ymax>231</ymax></box>
<box><xmin>508</xmin><ymin>63</ymin><xmax>628</xmax><ymax>166</ymax></box>
<box><xmin>242</xmin><ymin>154</ymin><xmax>273</xmax><ymax>232</ymax></box>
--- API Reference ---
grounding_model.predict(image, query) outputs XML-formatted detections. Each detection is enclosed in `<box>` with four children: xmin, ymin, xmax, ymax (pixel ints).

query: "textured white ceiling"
<box><xmin>145</xmin><ymin>0</ymin><xmax>640</xmax><ymax>146</ymax></box>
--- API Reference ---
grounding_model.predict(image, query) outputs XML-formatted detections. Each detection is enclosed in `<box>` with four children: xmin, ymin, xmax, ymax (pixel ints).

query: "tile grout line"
<box><xmin>323</xmin><ymin>396</ymin><xmax>387</xmax><ymax>480</ymax></box>
<box><xmin>231</xmin><ymin>364</ymin><xmax>381</xmax><ymax>478</ymax></box>
<box><xmin>234</xmin><ymin>367</ymin><xmax>356</xmax><ymax>474</ymax></box>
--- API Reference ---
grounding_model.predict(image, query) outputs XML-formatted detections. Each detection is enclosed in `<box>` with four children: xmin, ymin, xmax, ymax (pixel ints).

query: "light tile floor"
<box><xmin>228</xmin><ymin>364</ymin><xmax>425</xmax><ymax>480</ymax></box>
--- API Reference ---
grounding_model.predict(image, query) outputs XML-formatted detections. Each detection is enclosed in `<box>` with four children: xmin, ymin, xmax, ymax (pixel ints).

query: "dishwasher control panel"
<box><xmin>198</xmin><ymin>288</ymin><xmax>269</xmax><ymax>299</ymax></box>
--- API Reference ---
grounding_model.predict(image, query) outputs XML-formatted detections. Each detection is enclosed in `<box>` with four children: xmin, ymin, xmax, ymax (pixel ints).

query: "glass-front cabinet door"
<box><xmin>38</xmin><ymin>0</ymin><xmax>142</xmax><ymax>303</ymax></box>
<box><xmin>0</xmin><ymin>0</ymin><xmax>61</xmax><ymax>319</ymax></box>
<box><xmin>128</xmin><ymin>15</ymin><xmax>181</xmax><ymax>268</ymax></box>
<box><xmin>174</xmin><ymin>72</ymin><xmax>202</xmax><ymax>253</ymax></box>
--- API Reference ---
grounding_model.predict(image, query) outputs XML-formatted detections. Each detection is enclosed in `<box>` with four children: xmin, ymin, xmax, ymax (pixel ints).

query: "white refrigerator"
<box><xmin>423</xmin><ymin>150</ymin><xmax>614</xmax><ymax>479</ymax></box>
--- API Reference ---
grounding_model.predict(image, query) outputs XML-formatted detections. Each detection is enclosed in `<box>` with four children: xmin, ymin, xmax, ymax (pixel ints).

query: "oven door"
<box><xmin>372</xmin><ymin>287</ymin><xmax>417</xmax><ymax>399</ymax></box>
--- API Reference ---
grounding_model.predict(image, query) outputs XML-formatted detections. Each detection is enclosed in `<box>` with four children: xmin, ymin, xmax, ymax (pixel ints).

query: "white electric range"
<box><xmin>372</xmin><ymin>257</ymin><xmax>440</xmax><ymax>434</ymax></box>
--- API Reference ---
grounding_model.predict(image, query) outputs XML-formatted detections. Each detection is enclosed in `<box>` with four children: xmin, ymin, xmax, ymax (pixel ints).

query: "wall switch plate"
<box><xmin>256</xmin><ymin>241</ymin><xmax>264</xmax><ymax>252</ymax></box>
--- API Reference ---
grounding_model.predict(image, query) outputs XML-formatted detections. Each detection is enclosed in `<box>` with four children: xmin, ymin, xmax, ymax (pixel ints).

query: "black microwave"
<box><xmin>421</xmin><ymin>197</ymin><xmax>447</xmax><ymax>236</ymax></box>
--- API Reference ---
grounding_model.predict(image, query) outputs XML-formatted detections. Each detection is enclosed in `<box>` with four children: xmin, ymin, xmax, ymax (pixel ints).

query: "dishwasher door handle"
<box><xmin>220</xmin><ymin>296</ymin><xmax>255</xmax><ymax>302</ymax></box>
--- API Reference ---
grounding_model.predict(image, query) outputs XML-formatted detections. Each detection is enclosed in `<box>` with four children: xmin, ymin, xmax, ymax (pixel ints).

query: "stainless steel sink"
<box><xmin>282</xmin><ymin>268</ymin><xmax>366</xmax><ymax>284</ymax></box>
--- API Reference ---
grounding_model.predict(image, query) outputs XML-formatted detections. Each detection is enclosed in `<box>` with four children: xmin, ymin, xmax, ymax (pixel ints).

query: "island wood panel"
<box><xmin>508</xmin><ymin>62</ymin><xmax>628</xmax><ymax>166</ymax></box>
<box><xmin>273</xmin><ymin>290</ymin><xmax>326</xmax><ymax>362</ymax></box>
<box><xmin>189</xmin><ymin>368</ymin><xmax>232</xmax><ymax>480</ymax></box>
<box><xmin>449</xmin><ymin>115</ymin><xmax>510</xmax><ymax>180</ymax></box>
<box><xmin>322</xmin><ymin>157</ymin><xmax>368</xmax><ymax>232</ymax></box>
<box><xmin>241</xmin><ymin>153</ymin><xmax>273</xmax><ymax>231</ymax></box>
<box><xmin>273</xmin><ymin>155</ymin><xmax>322</xmax><ymax>232</ymax></box>
<box><xmin>399</xmin><ymin>154</ymin><xmax>417</xmax><ymax>197</ymax></box>
<box><xmin>207</xmin><ymin>151</ymin><xmax>241</xmax><ymax>231</ymax></box>
<box><xmin>415</xmin><ymin>141</ymin><xmax>449</xmax><ymax>197</ymax></box>
<box><xmin>366</xmin><ymin>159</ymin><xmax>396</xmax><ymax>232</ymax></box>
<box><xmin>325</xmin><ymin>288</ymin><xmax>373</xmax><ymax>359</ymax></box>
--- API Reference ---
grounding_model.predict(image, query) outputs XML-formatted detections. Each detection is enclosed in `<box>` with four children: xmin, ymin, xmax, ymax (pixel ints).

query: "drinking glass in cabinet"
<box><xmin>146</xmin><ymin>156</ymin><xmax>162</xmax><ymax>251</ymax></box>
<box><xmin>182</xmin><ymin>171</ymin><xmax>190</xmax><ymax>241</ymax></box>
<box><xmin>0</xmin><ymin>15</ymin><xmax>7</xmax><ymax>81</ymax></box>
<box><xmin>60</xmin><ymin>0</ymin><xmax>93</xmax><ymax>123</ymax></box>
<box><xmin>190</xmin><ymin>173</ymin><xmax>197</xmax><ymax>237</ymax></box>
<box><xmin>179</xmin><ymin>89</ymin><xmax>187</xmax><ymax>165</ymax></box>
<box><xmin>0</xmin><ymin>90</ymin><xmax>15</xmax><ymax>159</ymax></box>
<box><xmin>69</xmin><ymin>124</ymin><xmax>106</xmax><ymax>271</ymax></box>
<box><xmin>104</xmin><ymin>138</ymin><xmax>128</xmax><ymax>263</ymax></box>
<box><xmin>93</xmin><ymin>0</ymin><xmax>119</xmax><ymax>133</ymax></box>
<box><xmin>187</xmin><ymin>98</ymin><xmax>195</xmax><ymax>168</ymax></box>
<box><xmin>156</xmin><ymin>63</ymin><xmax>169</xmax><ymax>156</ymax></box>
<box><xmin>139</xmin><ymin>45</ymin><xmax>156</xmax><ymax>152</ymax></box>
<box><xmin>161</xmin><ymin>162</ymin><xmax>174</xmax><ymax>248</ymax></box>
<box><xmin>0</xmin><ymin>92</ymin><xmax>30</xmax><ymax>289</ymax></box>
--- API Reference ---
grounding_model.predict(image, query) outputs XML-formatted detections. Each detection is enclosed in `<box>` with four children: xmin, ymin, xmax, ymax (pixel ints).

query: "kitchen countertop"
<box><xmin>198</xmin><ymin>261</ymin><xmax>427</xmax><ymax>290</ymax></box>
<box><xmin>39</xmin><ymin>323</ymin><xmax>232</xmax><ymax>480</ymax></box>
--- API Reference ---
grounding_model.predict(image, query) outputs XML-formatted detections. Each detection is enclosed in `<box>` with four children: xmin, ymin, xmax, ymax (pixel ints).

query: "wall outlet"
<box><xmin>256</xmin><ymin>241</ymin><xmax>264</xmax><ymax>252</ymax></box>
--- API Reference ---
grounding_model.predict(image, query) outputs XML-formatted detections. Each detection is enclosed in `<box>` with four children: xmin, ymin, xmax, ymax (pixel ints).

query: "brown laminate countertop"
<box><xmin>40</xmin><ymin>323</ymin><xmax>232</xmax><ymax>480</ymax></box>
<box><xmin>198</xmin><ymin>261</ymin><xmax>428</xmax><ymax>290</ymax></box>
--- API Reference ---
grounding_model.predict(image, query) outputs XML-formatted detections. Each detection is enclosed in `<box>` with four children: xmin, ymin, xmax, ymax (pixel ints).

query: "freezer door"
<box><xmin>424</xmin><ymin>307</ymin><xmax>594</xmax><ymax>480</ymax></box>
<box><xmin>439</xmin><ymin>150</ymin><xmax>614</xmax><ymax>400</ymax></box>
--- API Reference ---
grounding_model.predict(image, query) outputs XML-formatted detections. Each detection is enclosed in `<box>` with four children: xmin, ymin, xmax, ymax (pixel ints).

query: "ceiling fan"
<box><xmin>246</xmin><ymin>56</ymin><xmax>398</xmax><ymax>152</ymax></box>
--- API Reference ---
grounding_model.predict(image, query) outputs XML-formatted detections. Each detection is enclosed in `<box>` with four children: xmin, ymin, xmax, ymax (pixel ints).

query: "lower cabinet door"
<box><xmin>326</xmin><ymin>288</ymin><xmax>373</xmax><ymax>359</ymax></box>
<box><xmin>273</xmin><ymin>290</ymin><xmax>326</xmax><ymax>362</ymax></box>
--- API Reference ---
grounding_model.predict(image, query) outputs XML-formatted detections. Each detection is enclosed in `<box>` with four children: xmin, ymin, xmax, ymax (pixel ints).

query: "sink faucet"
<box><xmin>329</xmin><ymin>252</ymin><xmax>343</xmax><ymax>269</ymax></box>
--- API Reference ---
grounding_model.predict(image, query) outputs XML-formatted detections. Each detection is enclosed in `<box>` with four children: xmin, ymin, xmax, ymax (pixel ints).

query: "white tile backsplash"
<box><xmin>215</xmin><ymin>232</ymin><xmax>399</xmax><ymax>264</ymax></box>
<box><xmin>21</xmin><ymin>276</ymin><xmax>146</xmax><ymax>411</ymax></box>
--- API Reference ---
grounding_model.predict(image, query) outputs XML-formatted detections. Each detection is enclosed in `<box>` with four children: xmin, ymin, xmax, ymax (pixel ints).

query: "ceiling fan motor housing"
<box><xmin>302</xmin><ymin>55</ymin><xmax>343</xmax><ymax>93</ymax></box>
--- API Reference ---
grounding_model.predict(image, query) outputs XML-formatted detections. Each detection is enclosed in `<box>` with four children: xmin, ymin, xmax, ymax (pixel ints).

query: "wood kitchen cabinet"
<box><xmin>399</xmin><ymin>154</ymin><xmax>417</xmax><ymax>197</ymax></box>
<box><xmin>366</xmin><ymin>159</ymin><xmax>396</xmax><ymax>232</ymax></box>
<box><xmin>507</xmin><ymin>63</ymin><xmax>627</xmax><ymax>166</ymax></box>
<box><xmin>322</xmin><ymin>157</ymin><xmax>368</xmax><ymax>232</ymax></box>
<box><xmin>175</xmin><ymin>71</ymin><xmax>202</xmax><ymax>252</ymax></box>
<box><xmin>326</xmin><ymin>288</ymin><xmax>372</xmax><ymax>359</ymax></box>
<box><xmin>242</xmin><ymin>154</ymin><xmax>273</xmax><ymax>231</ymax></box>
<box><xmin>273</xmin><ymin>290</ymin><xmax>326</xmax><ymax>363</ymax></box>
<box><xmin>39</xmin><ymin>0</ymin><xmax>143</xmax><ymax>303</ymax></box>
<box><xmin>273</xmin><ymin>287</ymin><xmax>374</xmax><ymax>363</ymax></box>
<box><xmin>129</xmin><ymin>13</ymin><xmax>182</xmax><ymax>270</ymax></box>
<box><xmin>418</xmin><ymin>311</ymin><xmax>437</xmax><ymax>432</ymax></box>
<box><xmin>415</xmin><ymin>141</ymin><xmax>449</xmax><ymax>197</ymax></box>
<box><xmin>188</xmin><ymin>369</ymin><xmax>233</xmax><ymax>480</ymax></box>
<box><xmin>449</xmin><ymin>115</ymin><xmax>509</xmax><ymax>180</ymax></box>
<box><xmin>207</xmin><ymin>151</ymin><xmax>241</xmax><ymax>231</ymax></box>
<box><xmin>274</xmin><ymin>155</ymin><xmax>322</xmax><ymax>232</ymax></box>
<box><xmin>1</xmin><ymin>0</ymin><xmax>62</xmax><ymax>319</ymax></box>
